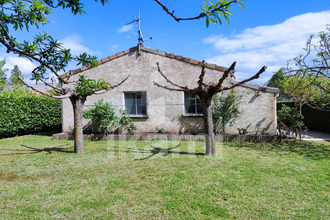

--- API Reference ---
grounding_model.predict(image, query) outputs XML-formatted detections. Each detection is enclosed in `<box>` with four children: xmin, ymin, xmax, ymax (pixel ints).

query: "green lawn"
<box><xmin>0</xmin><ymin>135</ymin><xmax>329</xmax><ymax>219</ymax></box>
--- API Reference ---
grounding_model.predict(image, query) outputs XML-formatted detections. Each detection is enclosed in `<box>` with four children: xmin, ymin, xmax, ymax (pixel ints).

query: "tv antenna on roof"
<box><xmin>126</xmin><ymin>9</ymin><xmax>152</xmax><ymax>55</ymax></box>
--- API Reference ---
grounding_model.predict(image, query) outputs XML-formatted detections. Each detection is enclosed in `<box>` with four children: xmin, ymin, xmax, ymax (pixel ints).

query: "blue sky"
<box><xmin>1</xmin><ymin>0</ymin><xmax>330</xmax><ymax>85</ymax></box>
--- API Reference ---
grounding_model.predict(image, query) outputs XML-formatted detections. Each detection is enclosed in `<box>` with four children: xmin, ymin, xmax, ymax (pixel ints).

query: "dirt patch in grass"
<box><xmin>0</xmin><ymin>170</ymin><xmax>19</xmax><ymax>181</ymax></box>
<box><xmin>0</xmin><ymin>169</ymin><xmax>51</xmax><ymax>182</ymax></box>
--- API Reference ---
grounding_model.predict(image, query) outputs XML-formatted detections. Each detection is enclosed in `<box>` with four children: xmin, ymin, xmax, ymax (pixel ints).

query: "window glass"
<box><xmin>184</xmin><ymin>92</ymin><xmax>203</xmax><ymax>115</ymax></box>
<box><xmin>124</xmin><ymin>92</ymin><xmax>147</xmax><ymax>116</ymax></box>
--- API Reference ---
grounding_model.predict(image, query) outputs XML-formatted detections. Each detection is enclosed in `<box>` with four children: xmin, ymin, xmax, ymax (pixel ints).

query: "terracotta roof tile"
<box><xmin>100</xmin><ymin>57</ymin><xmax>110</xmax><ymax>63</ymax></box>
<box><xmin>60</xmin><ymin>46</ymin><xmax>227</xmax><ymax>79</ymax></box>
<box><xmin>116</xmin><ymin>51</ymin><xmax>125</xmax><ymax>58</ymax></box>
<box><xmin>129</xmin><ymin>46</ymin><xmax>138</xmax><ymax>52</ymax></box>
<box><xmin>165</xmin><ymin>53</ymin><xmax>175</xmax><ymax>59</ymax></box>
<box><xmin>175</xmin><ymin>55</ymin><xmax>183</xmax><ymax>61</ymax></box>
<box><xmin>80</xmin><ymin>66</ymin><xmax>88</xmax><ymax>72</ymax></box>
<box><xmin>123</xmin><ymin>49</ymin><xmax>130</xmax><ymax>54</ymax></box>
<box><xmin>109</xmin><ymin>55</ymin><xmax>117</xmax><ymax>60</ymax></box>
<box><xmin>72</xmin><ymin>69</ymin><xmax>80</xmax><ymax>74</ymax></box>
<box><xmin>206</xmin><ymin>63</ymin><xmax>216</xmax><ymax>69</ymax></box>
<box><xmin>189</xmin><ymin>59</ymin><xmax>199</xmax><ymax>65</ymax></box>
<box><xmin>215</xmin><ymin>65</ymin><xmax>225</xmax><ymax>71</ymax></box>
<box><xmin>183</xmin><ymin>57</ymin><xmax>190</xmax><ymax>63</ymax></box>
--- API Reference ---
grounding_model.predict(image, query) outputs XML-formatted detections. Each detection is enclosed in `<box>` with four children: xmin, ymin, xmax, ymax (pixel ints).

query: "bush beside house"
<box><xmin>277</xmin><ymin>101</ymin><xmax>330</xmax><ymax>133</ymax></box>
<box><xmin>0</xmin><ymin>89</ymin><xmax>61</xmax><ymax>138</ymax></box>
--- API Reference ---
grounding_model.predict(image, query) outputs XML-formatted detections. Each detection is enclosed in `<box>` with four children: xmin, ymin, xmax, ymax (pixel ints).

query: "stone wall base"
<box><xmin>53</xmin><ymin>133</ymin><xmax>279</xmax><ymax>142</ymax></box>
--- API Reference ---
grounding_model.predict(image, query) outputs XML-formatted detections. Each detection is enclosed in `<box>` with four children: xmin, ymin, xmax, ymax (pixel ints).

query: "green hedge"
<box><xmin>277</xmin><ymin>101</ymin><xmax>330</xmax><ymax>133</ymax></box>
<box><xmin>0</xmin><ymin>89</ymin><xmax>61</xmax><ymax>138</ymax></box>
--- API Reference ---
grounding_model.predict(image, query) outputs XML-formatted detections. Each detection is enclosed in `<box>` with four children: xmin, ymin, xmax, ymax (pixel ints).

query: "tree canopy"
<box><xmin>277</xmin><ymin>26</ymin><xmax>330</xmax><ymax>111</ymax></box>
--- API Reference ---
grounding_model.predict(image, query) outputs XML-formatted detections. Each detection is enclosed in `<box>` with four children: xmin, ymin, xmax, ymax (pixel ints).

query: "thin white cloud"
<box><xmin>0</xmin><ymin>34</ymin><xmax>94</xmax><ymax>82</ymax></box>
<box><xmin>118</xmin><ymin>24</ymin><xmax>134</xmax><ymax>33</ymax></box>
<box><xmin>204</xmin><ymin>11</ymin><xmax>330</xmax><ymax>84</ymax></box>
<box><xmin>59</xmin><ymin>34</ymin><xmax>95</xmax><ymax>56</ymax></box>
<box><xmin>0</xmin><ymin>54</ymin><xmax>36</xmax><ymax>81</ymax></box>
<box><xmin>111</xmin><ymin>44</ymin><xmax>120</xmax><ymax>51</ymax></box>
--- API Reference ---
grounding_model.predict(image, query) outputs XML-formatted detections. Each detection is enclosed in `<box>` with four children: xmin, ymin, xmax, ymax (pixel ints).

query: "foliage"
<box><xmin>0</xmin><ymin>59</ymin><xmax>8</xmax><ymax>91</ymax></box>
<box><xmin>156</xmin><ymin>127</ymin><xmax>165</xmax><ymax>134</ymax></box>
<box><xmin>83</xmin><ymin>99</ymin><xmax>136</xmax><ymax>134</ymax></box>
<box><xmin>75</xmin><ymin>75</ymin><xmax>111</xmax><ymax>96</ymax></box>
<box><xmin>237</xmin><ymin>127</ymin><xmax>248</xmax><ymax>135</ymax></box>
<box><xmin>283</xmin><ymin>74</ymin><xmax>321</xmax><ymax>105</ymax></box>
<box><xmin>0</xmin><ymin>0</ymin><xmax>110</xmax><ymax>89</ymax></box>
<box><xmin>9</xmin><ymin>65</ymin><xmax>24</xmax><ymax>86</ymax></box>
<box><xmin>0</xmin><ymin>89</ymin><xmax>61</xmax><ymax>138</ymax></box>
<box><xmin>282</xmin><ymin>25</ymin><xmax>330</xmax><ymax>110</ymax></box>
<box><xmin>267</xmin><ymin>68</ymin><xmax>285</xmax><ymax>96</ymax></box>
<box><xmin>277</xmin><ymin>104</ymin><xmax>304</xmax><ymax>137</ymax></box>
<box><xmin>153</xmin><ymin>0</ymin><xmax>244</xmax><ymax>27</ymax></box>
<box><xmin>212</xmin><ymin>90</ymin><xmax>242</xmax><ymax>134</ymax></box>
<box><xmin>277</xmin><ymin>101</ymin><xmax>330</xmax><ymax>133</ymax></box>
<box><xmin>200</xmin><ymin>0</ymin><xmax>244</xmax><ymax>27</ymax></box>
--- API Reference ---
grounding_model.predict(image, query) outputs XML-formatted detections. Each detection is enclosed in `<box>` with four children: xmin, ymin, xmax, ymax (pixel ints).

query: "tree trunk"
<box><xmin>70</xmin><ymin>96</ymin><xmax>86</xmax><ymax>153</ymax></box>
<box><xmin>299</xmin><ymin>103</ymin><xmax>302</xmax><ymax>141</ymax></box>
<box><xmin>202</xmin><ymin>96</ymin><xmax>216</xmax><ymax>156</ymax></box>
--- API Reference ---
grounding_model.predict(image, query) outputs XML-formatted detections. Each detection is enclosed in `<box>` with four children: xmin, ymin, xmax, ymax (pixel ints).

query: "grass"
<box><xmin>0</xmin><ymin>135</ymin><xmax>329</xmax><ymax>219</ymax></box>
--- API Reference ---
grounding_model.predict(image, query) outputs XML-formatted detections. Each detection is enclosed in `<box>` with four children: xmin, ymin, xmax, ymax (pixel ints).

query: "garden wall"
<box><xmin>53</xmin><ymin>133</ymin><xmax>279</xmax><ymax>142</ymax></box>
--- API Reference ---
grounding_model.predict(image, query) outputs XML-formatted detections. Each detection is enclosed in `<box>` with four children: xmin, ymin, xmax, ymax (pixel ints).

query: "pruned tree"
<box><xmin>0</xmin><ymin>0</ymin><xmax>128</xmax><ymax>153</ymax></box>
<box><xmin>154</xmin><ymin>61</ymin><xmax>266</xmax><ymax>156</ymax></box>
<box><xmin>0</xmin><ymin>0</ymin><xmax>244</xmax><ymax>153</ymax></box>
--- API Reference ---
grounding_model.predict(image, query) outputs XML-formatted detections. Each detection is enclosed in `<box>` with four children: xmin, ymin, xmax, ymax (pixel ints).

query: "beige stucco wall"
<box><xmin>61</xmin><ymin>49</ymin><xmax>277</xmax><ymax>135</ymax></box>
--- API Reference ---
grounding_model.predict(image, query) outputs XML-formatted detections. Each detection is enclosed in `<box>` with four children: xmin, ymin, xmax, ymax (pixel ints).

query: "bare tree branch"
<box><xmin>153</xmin><ymin>0</ymin><xmax>238</xmax><ymax>22</ymax></box>
<box><xmin>108</xmin><ymin>75</ymin><xmax>130</xmax><ymax>90</ymax></box>
<box><xmin>222</xmin><ymin>66</ymin><xmax>267</xmax><ymax>91</ymax></box>
<box><xmin>40</xmin><ymin>78</ymin><xmax>62</xmax><ymax>93</ymax></box>
<box><xmin>197</xmin><ymin>61</ymin><xmax>207</xmax><ymax>91</ymax></box>
<box><xmin>155</xmin><ymin>62</ymin><xmax>190</xmax><ymax>91</ymax></box>
<box><xmin>215</xmin><ymin>61</ymin><xmax>236</xmax><ymax>89</ymax></box>
<box><xmin>153</xmin><ymin>81</ymin><xmax>186</xmax><ymax>92</ymax></box>
<box><xmin>17</xmin><ymin>75</ymin><xmax>72</xmax><ymax>99</ymax></box>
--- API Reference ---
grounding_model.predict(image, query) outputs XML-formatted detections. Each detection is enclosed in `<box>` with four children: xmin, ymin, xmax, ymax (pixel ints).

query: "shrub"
<box><xmin>277</xmin><ymin>101</ymin><xmax>330</xmax><ymax>133</ymax></box>
<box><xmin>0</xmin><ymin>89</ymin><xmax>61</xmax><ymax>138</ymax></box>
<box><xmin>212</xmin><ymin>90</ymin><xmax>242</xmax><ymax>134</ymax></box>
<box><xmin>83</xmin><ymin>99</ymin><xmax>136</xmax><ymax>134</ymax></box>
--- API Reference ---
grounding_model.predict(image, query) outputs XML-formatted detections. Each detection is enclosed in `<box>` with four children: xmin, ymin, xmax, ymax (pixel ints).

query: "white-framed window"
<box><xmin>184</xmin><ymin>92</ymin><xmax>203</xmax><ymax>116</ymax></box>
<box><xmin>124</xmin><ymin>92</ymin><xmax>147</xmax><ymax>117</ymax></box>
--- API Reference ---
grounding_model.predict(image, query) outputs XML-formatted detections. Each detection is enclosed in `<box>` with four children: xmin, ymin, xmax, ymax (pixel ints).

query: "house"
<box><xmin>60</xmin><ymin>46</ymin><xmax>279</xmax><ymax>135</ymax></box>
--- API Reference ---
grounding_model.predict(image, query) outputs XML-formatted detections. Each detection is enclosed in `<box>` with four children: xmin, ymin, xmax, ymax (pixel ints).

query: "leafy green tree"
<box><xmin>267</xmin><ymin>69</ymin><xmax>286</xmax><ymax>98</ymax></box>
<box><xmin>270</xmin><ymin>72</ymin><xmax>319</xmax><ymax>139</ymax></box>
<box><xmin>283</xmin><ymin>26</ymin><xmax>330</xmax><ymax>111</ymax></box>
<box><xmin>0</xmin><ymin>0</ymin><xmax>244</xmax><ymax>153</ymax></box>
<box><xmin>0</xmin><ymin>59</ymin><xmax>8</xmax><ymax>91</ymax></box>
<box><xmin>212</xmin><ymin>90</ymin><xmax>242</xmax><ymax>134</ymax></box>
<box><xmin>9</xmin><ymin>65</ymin><xmax>24</xmax><ymax>86</ymax></box>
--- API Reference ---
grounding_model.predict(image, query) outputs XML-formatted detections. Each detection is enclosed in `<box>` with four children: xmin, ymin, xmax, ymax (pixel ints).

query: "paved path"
<box><xmin>302</xmin><ymin>130</ymin><xmax>330</xmax><ymax>141</ymax></box>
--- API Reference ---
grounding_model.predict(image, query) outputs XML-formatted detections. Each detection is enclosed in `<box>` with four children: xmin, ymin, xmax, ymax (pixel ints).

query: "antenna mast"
<box><xmin>126</xmin><ymin>9</ymin><xmax>152</xmax><ymax>55</ymax></box>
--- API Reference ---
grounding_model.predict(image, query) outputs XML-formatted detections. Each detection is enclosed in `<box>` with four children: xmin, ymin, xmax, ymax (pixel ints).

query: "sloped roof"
<box><xmin>60</xmin><ymin>45</ymin><xmax>279</xmax><ymax>94</ymax></box>
<box><xmin>59</xmin><ymin>45</ymin><xmax>226</xmax><ymax>79</ymax></box>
